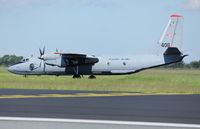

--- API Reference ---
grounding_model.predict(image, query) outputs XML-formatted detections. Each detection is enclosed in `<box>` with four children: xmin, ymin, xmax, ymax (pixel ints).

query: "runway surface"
<box><xmin>0</xmin><ymin>89</ymin><xmax>200</xmax><ymax>127</ymax></box>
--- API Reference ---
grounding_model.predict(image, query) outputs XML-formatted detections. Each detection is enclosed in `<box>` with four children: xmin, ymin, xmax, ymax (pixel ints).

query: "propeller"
<box><xmin>38</xmin><ymin>46</ymin><xmax>45</xmax><ymax>60</ymax></box>
<box><xmin>38</xmin><ymin>47</ymin><xmax>59</xmax><ymax>62</ymax></box>
<box><xmin>38</xmin><ymin>47</ymin><xmax>46</xmax><ymax>71</ymax></box>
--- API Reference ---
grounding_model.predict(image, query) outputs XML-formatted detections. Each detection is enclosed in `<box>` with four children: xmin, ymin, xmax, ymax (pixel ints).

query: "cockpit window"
<box><xmin>20</xmin><ymin>58</ymin><xmax>29</xmax><ymax>63</ymax></box>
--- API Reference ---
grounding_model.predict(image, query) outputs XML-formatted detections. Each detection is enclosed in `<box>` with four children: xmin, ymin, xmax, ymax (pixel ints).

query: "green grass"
<box><xmin>0</xmin><ymin>67</ymin><xmax>200</xmax><ymax>93</ymax></box>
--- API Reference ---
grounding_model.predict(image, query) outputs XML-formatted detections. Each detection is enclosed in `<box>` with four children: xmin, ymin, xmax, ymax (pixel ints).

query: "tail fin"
<box><xmin>157</xmin><ymin>15</ymin><xmax>184</xmax><ymax>55</ymax></box>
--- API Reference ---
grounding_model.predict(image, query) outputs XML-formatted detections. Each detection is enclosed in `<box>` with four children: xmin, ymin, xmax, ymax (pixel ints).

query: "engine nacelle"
<box><xmin>41</xmin><ymin>54</ymin><xmax>60</xmax><ymax>61</ymax></box>
<box><xmin>44</xmin><ymin>55</ymin><xmax>62</xmax><ymax>67</ymax></box>
<box><xmin>44</xmin><ymin>54</ymin><xmax>99</xmax><ymax>67</ymax></box>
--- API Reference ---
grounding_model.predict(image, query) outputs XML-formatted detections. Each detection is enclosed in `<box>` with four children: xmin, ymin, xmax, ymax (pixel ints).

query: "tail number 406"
<box><xmin>161</xmin><ymin>43</ymin><xmax>170</xmax><ymax>47</ymax></box>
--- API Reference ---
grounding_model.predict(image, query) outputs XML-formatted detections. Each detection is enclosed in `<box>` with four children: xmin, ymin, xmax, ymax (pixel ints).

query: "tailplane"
<box><xmin>163</xmin><ymin>47</ymin><xmax>187</xmax><ymax>64</ymax></box>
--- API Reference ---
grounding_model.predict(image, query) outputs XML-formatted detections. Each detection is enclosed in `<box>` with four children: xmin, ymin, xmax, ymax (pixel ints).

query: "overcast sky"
<box><xmin>0</xmin><ymin>0</ymin><xmax>200</xmax><ymax>62</ymax></box>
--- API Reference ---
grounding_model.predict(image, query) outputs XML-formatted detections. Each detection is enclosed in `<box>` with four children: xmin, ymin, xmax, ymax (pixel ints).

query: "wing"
<box><xmin>58</xmin><ymin>53</ymin><xmax>99</xmax><ymax>67</ymax></box>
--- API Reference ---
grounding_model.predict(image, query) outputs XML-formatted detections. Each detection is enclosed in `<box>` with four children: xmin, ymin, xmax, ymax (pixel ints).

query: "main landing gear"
<box><xmin>72</xmin><ymin>74</ymin><xmax>81</xmax><ymax>79</ymax></box>
<box><xmin>73</xmin><ymin>75</ymin><xmax>96</xmax><ymax>79</ymax></box>
<box><xmin>72</xmin><ymin>66</ymin><xmax>96</xmax><ymax>79</ymax></box>
<box><xmin>72</xmin><ymin>66</ymin><xmax>81</xmax><ymax>79</ymax></box>
<box><xmin>88</xmin><ymin>75</ymin><xmax>96</xmax><ymax>79</ymax></box>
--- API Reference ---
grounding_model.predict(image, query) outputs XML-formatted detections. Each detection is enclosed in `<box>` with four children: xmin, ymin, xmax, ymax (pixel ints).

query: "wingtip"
<box><xmin>54</xmin><ymin>52</ymin><xmax>62</xmax><ymax>54</ymax></box>
<box><xmin>170</xmin><ymin>14</ymin><xmax>183</xmax><ymax>17</ymax></box>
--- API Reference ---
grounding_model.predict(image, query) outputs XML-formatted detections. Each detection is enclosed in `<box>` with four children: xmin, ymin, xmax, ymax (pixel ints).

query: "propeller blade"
<box><xmin>38</xmin><ymin>46</ymin><xmax>45</xmax><ymax>60</ymax></box>
<box><xmin>42</xmin><ymin>46</ymin><xmax>45</xmax><ymax>55</ymax></box>
<box><xmin>39</xmin><ymin>48</ymin><xmax>42</xmax><ymax>57</ymax></box>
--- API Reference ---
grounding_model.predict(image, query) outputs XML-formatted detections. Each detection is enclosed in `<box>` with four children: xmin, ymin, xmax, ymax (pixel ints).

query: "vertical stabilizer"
<box><xmin>157</xmin><ymin>15</ymin><xmax>184</xmax><ymax>55</ymax></box>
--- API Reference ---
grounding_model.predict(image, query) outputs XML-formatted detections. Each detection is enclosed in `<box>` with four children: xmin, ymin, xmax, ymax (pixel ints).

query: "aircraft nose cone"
<box><xmin>8</xmin><ymin>66</ymin><xmax>14</xmax><ymax>73</ymax></box>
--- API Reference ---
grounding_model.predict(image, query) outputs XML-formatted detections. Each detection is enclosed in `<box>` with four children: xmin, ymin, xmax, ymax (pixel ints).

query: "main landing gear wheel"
<box><xmin>71</xmin><ymin>66</ymin><xmax>82</xmax><ymax>79</ymax></box>
<box><xmin>72</xmin><ymin>74</ymin><xmax>81</xmax><ymax>79</ymax></box>
<box><xmin>88</xmin><ymin>75</ymin><xmax>96</xmax><ymax>79</ymax></box>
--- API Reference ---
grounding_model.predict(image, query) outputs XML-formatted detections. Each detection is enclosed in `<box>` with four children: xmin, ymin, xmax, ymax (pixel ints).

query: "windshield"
<box><xmin>20</xmin><ymin>58</ymin><xmax>29</xmax><ymax>63</ymax></box>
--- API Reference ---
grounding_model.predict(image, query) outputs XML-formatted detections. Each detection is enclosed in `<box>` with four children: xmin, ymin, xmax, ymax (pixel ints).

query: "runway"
<box><xmin>0</xmin><ymin>89</ymin><xmax>200</xmax><ymax>129</ymax></box>
<box><xmin>0</xmin><ymin>89</ymin><xmax>199</xmax><ymax>124</ymax></box>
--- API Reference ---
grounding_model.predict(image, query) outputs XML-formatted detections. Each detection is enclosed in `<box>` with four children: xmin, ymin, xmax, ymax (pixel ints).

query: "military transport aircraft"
<box><xmin>8</xmin><ymin>15</ymin><xmax>187</xmax><ymax>79</ymax></box>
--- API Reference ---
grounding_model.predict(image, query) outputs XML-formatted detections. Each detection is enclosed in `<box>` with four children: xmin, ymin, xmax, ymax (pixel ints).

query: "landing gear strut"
<box><xmin>72</xmin><ymin>66</ymin><xmax>81</xmax><ymax>79</ymax></box>
<box><xmin>88</xmin><ymin>75</ymin><xmax>96</xmax><ymax>79</ymax></box>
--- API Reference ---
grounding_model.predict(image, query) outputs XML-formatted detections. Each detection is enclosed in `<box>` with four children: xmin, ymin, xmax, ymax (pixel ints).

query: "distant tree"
<box><xmin>184</xmin><ymin>64</ymin><xmax>191</xmax><ymax>69</ymax></box>
<box><xmin>0</xmin><ymin>55</ymin><xmax>23</xmax><ymax>66</ymax></box>
<box><xmin>189</xmin><ymin>61</ymin><xmax>200</xmax><ymax>69</ymax></box>
<box><xmin>162</xmin><ymin>61</ymin><xmax>185</xmax><ymax>69</ymax></box>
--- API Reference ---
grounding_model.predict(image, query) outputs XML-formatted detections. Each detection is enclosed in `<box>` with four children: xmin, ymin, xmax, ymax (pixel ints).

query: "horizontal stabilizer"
<box><xmin>163</xmin><ymin>47</ymin><xmax>184</xmax><ymax>64</ymax></box>
<box><xmin>164</xmin><ymin>47</ymin><xmax>182</xmax><ymax>55</ymax></box>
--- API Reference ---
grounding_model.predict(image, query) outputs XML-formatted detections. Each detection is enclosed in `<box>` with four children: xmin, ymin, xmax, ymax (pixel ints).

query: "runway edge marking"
<box><xmin>0</xmin><ymin>117</ymin><xmax>200</xmax><ymax>128</ymax></box>
<box><xmin>0</xmin><ymin>92</ymin><xmax>193</xmax><ymax>99</ymax></box>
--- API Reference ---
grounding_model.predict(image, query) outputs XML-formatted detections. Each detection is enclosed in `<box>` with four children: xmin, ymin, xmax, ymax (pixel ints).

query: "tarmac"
<box><xmin>0</xmin><ymin>89</ymin><xmax>200</xmax><ymax>129</ymax></box>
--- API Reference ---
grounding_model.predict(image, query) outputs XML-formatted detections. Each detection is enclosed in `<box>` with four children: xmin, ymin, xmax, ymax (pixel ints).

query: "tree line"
<box><xmin>161</xmin><ymin>61</ymin><xmax>200</xmax><ymax>69</ymax></box>
<box><xmin>0</xmin><ymin>55</ymin><xmax>200</xmax><ymax>69</ymax></box>
<box><xmin>0</xmin><ymin>55</ymin><xmax>23</xmax><ymax>66</ymax></box>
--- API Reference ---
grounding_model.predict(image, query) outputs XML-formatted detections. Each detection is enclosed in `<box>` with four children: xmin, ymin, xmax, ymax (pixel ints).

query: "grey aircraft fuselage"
<box><xmin>7</xmin><ymin>55</ymin><xmax>165</xmax><ymax>75</ymax></box>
